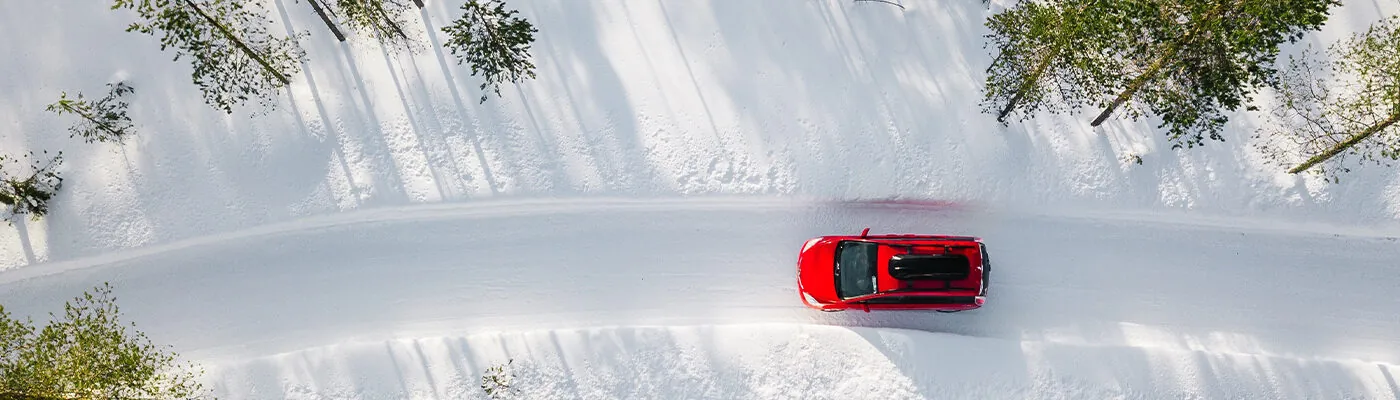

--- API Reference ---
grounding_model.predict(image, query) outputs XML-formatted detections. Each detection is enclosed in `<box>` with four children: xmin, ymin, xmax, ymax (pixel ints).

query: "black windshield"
<box><xmin>835</xmin><ymin>241</ymin><xmax>879</xmax><ymax>299</ymax></box>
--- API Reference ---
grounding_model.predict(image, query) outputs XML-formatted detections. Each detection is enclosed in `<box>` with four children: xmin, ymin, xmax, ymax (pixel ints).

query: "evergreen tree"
<box><xmin>113</xmin><ymin>0</ymin><xmax>307</xmax><ymax>114</ymax></box>
<box><xmin>1255</xmin><ymin>15</ymin><xmax>1400</xmax><ymax>180</ymax></box>
<box><xmin>1087</xmin><ymin>0</ymin><xmax>1339</xmax><ymax>149</ymax></box>
<box><xmin>0</xmin><ymin>283</ymin><xmax>209</xmax><ymax>398</ymax></box>
<box><xmin>302</xmin><ymin>0</ymin><xmax>421</xmax><ymax>49</ymax></box>
<box><xmin>981</xmin><ymin>0</ymin><xmax>1128</xmax><ymax>123</ymax></box>
<box><xmin>0</xmin><ymin>151</ymin><xmax>63</xmax><ymax>224</ymax></box>
<box><xmin>480</xmin><ymin>359</ymin><xmax>518</xmax><ymax>399</ymax></box>
<box><xmin>46</xmin><ymin>82</ymin><xmax>138</xmax><ymax>144</ymax></box>
<box><xmin>334</xmin><ymin>0</ymin><xmax>418</xmax><ymax>48</ymax></box>
<box><xmin>442</xmin><ymin>0</ymin><xmax>539</xmax><ymax>103</ymax></box>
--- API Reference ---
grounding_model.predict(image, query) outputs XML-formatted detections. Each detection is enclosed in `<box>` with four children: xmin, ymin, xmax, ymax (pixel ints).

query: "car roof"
<box><xmin>862</xmin><ymin>238</ymin><xmax>984</xmax><ymax>294</ymax></box>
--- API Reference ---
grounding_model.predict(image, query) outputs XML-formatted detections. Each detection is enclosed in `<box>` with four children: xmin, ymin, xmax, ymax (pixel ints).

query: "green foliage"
<box><xmin>1255</xmin><ymin>15</ymin><xmax>1400</xmax><ymax>181</ymax></box>
<box><xmin>0</xmin><ymin>283</ymin><xmax>209</xmax><ymax>399</ymax></box>
<box><xmin>480</xmin><ymin>359</ymin><xmax>518</xmax><ymax>400</ymax></box>
<box><xmin>984</xmin><ymin>0</ymin><xmax>1341</xmax><ymax>150</ymax></box>
<box><xmin>46</xmin><ymin>82</ymin><xmax>138</xmax><ymax>144</ymax></box>
<box><xmin>1090</xmin><ymin>0</ymin><xmax>1340</xmax><ymax>149</ymax></box>
<box><xmin>330</xmin><ymin>0</ymin><xmax>419</xmax><ymax>49</ymax></box>
<box><xmin>981</xmin><ymin>0</ymin><xmax>1128</xmax><ymax>123</ymax></box>
<box><xmin>442</xmin><ymin>0</ymin><xmax>539</xmax><ymax>103</ymax></box>
<box><xmin>113</xmin><ymin>0</ymin><xmax>307</xmax><ymax>114</ymax></box>
<box><xmin>0</xmin><ymin>151</ymin><xmax>64</xmax><ymax>224</ymax></box>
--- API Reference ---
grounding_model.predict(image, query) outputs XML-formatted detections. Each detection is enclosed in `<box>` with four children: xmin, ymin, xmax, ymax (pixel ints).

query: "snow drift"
<box><xmin>208</xmin><ymin>324</ymin><xmax>1400</xmax><ymax>400</ymax></box>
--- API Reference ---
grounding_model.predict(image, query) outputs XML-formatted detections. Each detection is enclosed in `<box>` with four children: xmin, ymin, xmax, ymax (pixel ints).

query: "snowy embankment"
<box><xmin>210</xmin><ymin>324</ymin><xmax>1400</xmax><ymax>400</ymax></box>
<box><xmin>2</xmin><ymin>0</ymin><xmax>1400</xmax><ymax>398</ymax></box>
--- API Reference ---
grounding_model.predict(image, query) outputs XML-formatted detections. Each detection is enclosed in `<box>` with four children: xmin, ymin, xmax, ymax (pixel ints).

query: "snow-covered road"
<box><xmin>1</xmin><ymin>197</ymin><xmax>1397</xmax><ymax>398</ymax></box>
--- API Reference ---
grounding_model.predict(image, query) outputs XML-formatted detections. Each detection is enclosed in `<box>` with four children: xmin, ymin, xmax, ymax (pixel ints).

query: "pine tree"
<box><xmin>1087</xmin><ymin>0</ymin><xmax>1339</xmax><ymax>149</ymax></box>
<box><xmin>0</xmin><ymin>283</ymin><xmax>209</xmax><ymax>399</ymax></box>
<box><xmin>0</xmin><ymin>151</ymin><xmax>64</xmax><ymax>224</ymax></box>
<box><xmin>480</xmin><ymin>359</ymin><xmax>518</xmax><ymax>399</ymax></box>
<box><xmin>46</xmin><ymin>82</ymin><xmax>138</xmax><ymax>144</ymax></box>
<box><xmin>1255</xmin><ymin>15</ymin><xmax>1400</xmax><ymax>180</ymax></box>
<box><xmin>113</xmin><ymin>0</ymin><xmax>307</xmax><ymax>114</ymax></box>
<box><xmin>981</xmin><ymin>0</ymin><xmax>1128</xmax><ymax>123</ymax></box>
<box><xmin>442</xmin><ymin>0</ymin><xmax>539</xmax><ymax>103</ymax></box>
<box><xmin>302</xmin><ymin>0</ymin><xmax>421</xmax><ymax>48</ymax></box>
<box><xmin>334</xmin><ymin>0</ymin><xmax>418</xmax><ymax>48</ymax></box>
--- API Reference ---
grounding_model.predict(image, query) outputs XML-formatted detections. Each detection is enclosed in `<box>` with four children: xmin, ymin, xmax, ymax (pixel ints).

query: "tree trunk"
<box><xmin>373</xmin><ymin>0</ymin><xmax>412</xmax><ymax>42</ymax></box>
<box><xmin>985</xmin><ymin>51</ymin><xmax>1003</xmax><ymax>74</ymax></box>
<box><xmin>1089</xmin><ymin>48</ymin><xmax>1175</xmax><ymax>127</ymax></box>
<box><xmin>309</xmin><ymin>0</ymin><xmax>346</xmax><ymax>41</ymax></box>
<box><xmin>53</xmin><ymin>101</ymin><xmax>125</xmax><ymax>139</ymax></box>
<box><xmin>1288</xmin><ymin>112</ymin><xmax>1400</xmax><ymax>174</ymax></box>
<box><xmin>998</xmin><ymin>48</ymin><xmax>1057</xmax><ymax>122</ymax></box>
<box><xmin>991</xmin><ymin>0</ymin><xmax>1093</xmax><ymax>122</ymax></box>
<box><xmin>182</xmin><ymin>0</ymin><xmax>292</xmax><ymax>85</ymax></box>
<box><xmin>74</xmin><ymin>106</ymin><xmax>125</xmax><ymax>139</ymax></box>
<box><xmin>1089</xmin><ymin>0</ymin><xmax>1236</xmax><ymax>127</ymax></box>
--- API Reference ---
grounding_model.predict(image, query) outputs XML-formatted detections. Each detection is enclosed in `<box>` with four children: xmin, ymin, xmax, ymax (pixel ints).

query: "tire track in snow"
<box><xmin>0</xmin><ymin>196</ymin><xmax>1397</xmax><ymax>369</ymax></box>
<box><xmin>0</xmin><ymin>196</ymin><xmax>812</xmax><ymax>286</ymax></box>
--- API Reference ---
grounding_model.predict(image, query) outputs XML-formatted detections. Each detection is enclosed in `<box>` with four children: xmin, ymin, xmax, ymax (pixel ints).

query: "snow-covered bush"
<box><xmin>0</xmin><ymin>150</ymin><xmax>64</xmax><ymax>224</ymax></box>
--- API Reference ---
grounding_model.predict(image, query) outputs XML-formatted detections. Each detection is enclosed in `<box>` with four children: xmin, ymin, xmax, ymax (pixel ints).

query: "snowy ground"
<box><xmin>3</xmin><ymin>0</ymin><xmax>1400</xmax><ymax>398</ymax></box>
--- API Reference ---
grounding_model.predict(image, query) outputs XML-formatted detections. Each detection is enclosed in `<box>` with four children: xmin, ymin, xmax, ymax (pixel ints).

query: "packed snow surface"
<box><xmin>2</xmin><ymin>0</ymin><xmax>1400</xmax><ymax>398</ymax></box>
<box><xmin>4</xmin><ymin>197</ymin><xmax>1400</xmax><ymax>399</ymax></box>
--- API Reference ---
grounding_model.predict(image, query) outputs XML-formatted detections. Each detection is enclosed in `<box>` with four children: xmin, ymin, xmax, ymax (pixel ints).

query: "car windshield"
<box><xmin>835</xmin><ymin>241</ymin><xmax>879</xmax><ymax>299</ymax></box>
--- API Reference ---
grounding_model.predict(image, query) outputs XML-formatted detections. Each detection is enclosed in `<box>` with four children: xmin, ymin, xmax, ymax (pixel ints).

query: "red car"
<box><xmin>796</xmin><ymin>228</ymin><xmax>990</xmax><ymax>312</ymax></box>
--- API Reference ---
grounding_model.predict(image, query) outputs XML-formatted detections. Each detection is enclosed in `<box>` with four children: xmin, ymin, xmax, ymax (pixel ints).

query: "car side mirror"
<box><xmin>861</xmin><ymin>302</ymin><xmax>871</xmax><ymax>313</ymax></box>
<box><xmin>860</xmin><ymin>227</ymin><xmax>870</xmax><ymax>238</ymax></box>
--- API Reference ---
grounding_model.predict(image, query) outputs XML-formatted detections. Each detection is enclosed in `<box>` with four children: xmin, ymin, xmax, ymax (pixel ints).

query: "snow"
<box><xmin>2</xmin><ymin>0</ymin><xmax>1400</xmax><ymax>398</ymax></box>
<box><xmin>202</xmin><ymin>323</ymin><xmax>1400</xmax><ymax>400</ymax></box>
<box><xmin>3</xmin><ymin>197</ymin><xmax>1399</xmax><ymax>398</ymax></box>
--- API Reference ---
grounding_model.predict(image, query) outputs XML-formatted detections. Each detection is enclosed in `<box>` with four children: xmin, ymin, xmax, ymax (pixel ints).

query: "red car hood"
<box><xmin>797</xmin><ymin>238</ymin><xmax>840</xmax><ymax>303</ymax></box>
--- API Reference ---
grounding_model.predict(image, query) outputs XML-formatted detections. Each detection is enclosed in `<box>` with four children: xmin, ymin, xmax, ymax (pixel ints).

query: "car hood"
<box><xmin>797</xmin><ymin>238</ymin><xmax>840</xmax><ymax>303</ymax></box>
